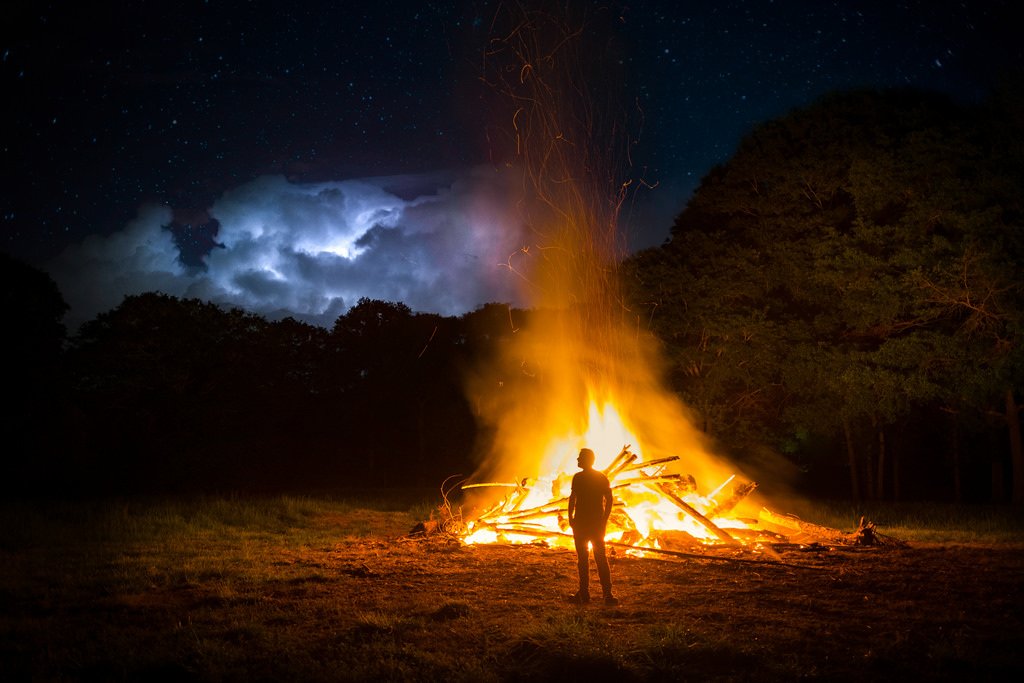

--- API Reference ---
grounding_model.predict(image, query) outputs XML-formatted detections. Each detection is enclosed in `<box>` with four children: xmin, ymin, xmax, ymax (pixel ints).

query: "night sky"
<box><xmin>3</xmin><ymin>1</ymin><xmax>1019</xmax><ymax>329</ymax></box>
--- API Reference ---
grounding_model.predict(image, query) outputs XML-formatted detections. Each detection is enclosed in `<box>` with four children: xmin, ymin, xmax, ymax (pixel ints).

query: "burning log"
<box><xmin>758</xmin><ymin>508</ymin><xmax>852</xmax><ymax>544</ymax></box>
<box><xmin>506</xmin><ymin>480</ymin><xmax>535</xmax><ymax>512</ymax></box>
<box><xmin>650</xmin><ymin>529</ymin><xmax>702</xmax><ymax>550</ymax></box>
<box><xmin>601</xmin><ymin>446</ymin><xmax>634</xmax><ymax>477</ymax></box>
<box><xmin>502</xmin><ymin>502</ymin><xmax>567</xmax><ymax>522</ymax></box>
<box><xmin>460</xmin><ymin>482</ymin><xmax>523</xmax><ymax>490</ymax></box>
<box><xmin>607</xmin><ymin>453</ymin><xmax>638</xmax><ymax>479</ymax></box>
<box><xmin>608</xmin><ymin>508</ymin><xmax>637</xmax><ymax>533</ymax></box>
<box><xmin>499</xmin><ymin>509</ymin><xmax>561</xmax><ymax>524</ymax></box>
<box><xmin>613</xmin><ymin>475</ymin><xmax>683</xmax><ymax>487</ymax></box>
<box><xmin>475</xmin><ymin>498</ymin><xmax>507</xmax><ymax>522</ymax></box>
<box><xmin>707</xmin><ymin>475</ymin><xmax>736</xmax><ymax>501</ymax></box>
<box><xmin>725</xmin><ymin>526</ymin><xmax>789</xmax><ymax>544</ymax></box>
<box><xmin>707</xmin><ymin>481</ymin><xmax>759</xmax><ymax>518</ymax></box>
<box><xmin>618</xmin><ymin>455</ymin><xmax>680</xmax><ymax>474</ymax></box>
<box><xmin>617</xmin><ymin>529</ymin><xmax>643</xmax><ymax>545</ymax></box>
<box><xmin>467</xmin><ymin>480</ymin><xmax>533</xmax><ymax>520</ymax></box>
<box><xmin>674</xmin><ymin>474</ymin><xmax>698</xmax><ymax>494</ymax></box>
<box><xmin>454</xmin><ymin>444</ymin><xmax>885</xmax><ymax>553</ymax></box>
<box><xmin>497</xmin><ymin>523</ymin><xmax>556</xmax><ymax>535</ymax></box>
<box><xmin>649</xmin><ymin>482</ymin><xmax>740</xmax><ymax>545</ymax></box>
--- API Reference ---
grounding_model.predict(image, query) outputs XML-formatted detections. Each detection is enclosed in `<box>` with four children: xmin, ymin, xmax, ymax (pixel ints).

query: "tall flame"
<box><xmin>460</xmin><ymin>5</ymin><xmax>753</xmax><ymax>548</ymax></box>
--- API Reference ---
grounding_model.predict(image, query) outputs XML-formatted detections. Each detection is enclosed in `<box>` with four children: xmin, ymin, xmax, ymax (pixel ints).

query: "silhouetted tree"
<box><xmin>0</xmin><ymin>252</ymin><xmax>68</xmax><ymax>492</ymax></box>
<box><xmin>625</xmin><ymin>88</ymin><xmax>1024</xmax><ymax>502</ymax></box>
<box><xmin>65</xmin><ymin>294</ymin><xmax>275</xmax><ymax>492</ymax></box>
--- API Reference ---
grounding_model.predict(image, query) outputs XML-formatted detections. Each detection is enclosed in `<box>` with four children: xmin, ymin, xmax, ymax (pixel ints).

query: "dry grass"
<box><xmin>2</xmin><ymin>496</ymin><xmax>1023</xmax><ymax>681</ymax></box>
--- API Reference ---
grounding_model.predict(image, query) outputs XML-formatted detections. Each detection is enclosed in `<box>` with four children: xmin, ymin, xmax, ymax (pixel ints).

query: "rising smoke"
<box><xmin>458</xmin><ymin>3</ymin><xmax>741</xmax><ymax>498</ymax></box>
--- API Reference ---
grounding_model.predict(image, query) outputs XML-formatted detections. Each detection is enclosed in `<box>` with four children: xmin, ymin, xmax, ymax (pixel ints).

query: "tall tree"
<box><xmin>0</xmin><ymin>252</ymin><xmax>68</xmax><ymax>491</ymax></box>
<box><xmin>625</xmin><ymin>89</ymin><xmax>1024</xmax><ymax>501</ymax></box>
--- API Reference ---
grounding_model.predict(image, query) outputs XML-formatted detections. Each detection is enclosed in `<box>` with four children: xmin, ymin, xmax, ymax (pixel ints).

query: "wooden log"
<box><xmin>613</xmin><ymin>475</ymin><xmax>682</xmax><ymax>487</ymax></box>
<box><xmin>500</xmin><ymin>496</ymin><xmax>569</xmax><ymax>519</ymax></box>
<box><xmin>618</xmin><ymin>455</ymin><xmax>680</xmax><ymax>473</ymax></box>
<box><xmin>758</xmin><ymin>507</ymin><xmax>849</xmax><ymax>544</ymax></box>
<box><xmin>502</xmin><ymin>507</ymin><xmax>563</xmax><ymax>523</ymax></box>
<box><xmin>474</xmin><ymin>497</ymin><xmax>510</xmax><ymax>522</ymax></box>
<box><xmin>724</xmin><ymin>526</ymin><xmax>789</xmax><ymax>544</ymax></box>
<box><xmin>707</xmin><ymin>481</ymin><xmax>759</xmax><ymax>518</ymax></box>
<box><xmin>648</xmin><ymin>482</ymin><xmax>739</xmax><ymax>545</ymax></box>
<box><xmin>707</xmin><ymin>475</ymin><xmax>736</xmax><ymax>501</ymax></box>
<box><xmin>463</xmin><ymin>526</ymin><xmax>820</xmax><ymax>569</ymax></box>
<box><xmin>607</xmin><ymin>451</ymin><xmax>639</xmax><ymax>479</ymax></box>
<box><xmin>617</xmin><ymin>529</ymin><xmax>643</xmax><ymax>545</ymax></box>
<box><xmin>492</xmin><ymin>522</ymin><xmax>554</xmax><ymax>534</ymax></box>
<box><xmin>474</xmin><ymin>527</ymin><xmax>573</xmax><ymax>541</ymax></box>
<box><xmin>601</xmin><ymin>445</ymin><xmax>633</xmax><ymax>476</ymax></box>
<box><xmin>466</xmin><ymin>481</ymin><xmax>532</xmax><ymax>522</ymax></box>
<box><xmin>460</xmin><ymin>482</ymin><xmax>522</xmax><ymax>490</ymax></box>
<box><xmin>466</xmin><ymin>479</ymin><xmax>536</xmax><ymax>518</ymax></box>
<box><xmin>650</xmin><ymin>529</ymin><xmax>702</xmax><ymax>550</ymax></box>
<box><xmin>667</xmin><ymin>474</ymin><xmax>698</xmax><ymax>495</ymax></box>
<box><xmin>608</xmin><ymin>508</ymin><xmax>636</xmax><ymax>532</ymax></box>
<box><xmin>507</xmin><ymin>481</ymin><xmax>535</xmax><ymax>512</ymax></box>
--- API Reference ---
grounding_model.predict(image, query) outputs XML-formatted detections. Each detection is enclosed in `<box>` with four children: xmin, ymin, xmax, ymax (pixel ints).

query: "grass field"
<box><xmin>2</xmin><ymin>494</ymin><xmax>1023</xmax><ymax>681</ymax></box>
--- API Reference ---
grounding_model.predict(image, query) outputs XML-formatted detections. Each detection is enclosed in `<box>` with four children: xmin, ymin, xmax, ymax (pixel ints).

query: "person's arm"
<box><xmin>602</xmin><ymin>486</ymin><xmax>613</xmax><ymax>523</ymax></box>
<box><xmin>568</xmin><ymin>491</ymin><xmax>577</xmax><ymax>527</ymax></box>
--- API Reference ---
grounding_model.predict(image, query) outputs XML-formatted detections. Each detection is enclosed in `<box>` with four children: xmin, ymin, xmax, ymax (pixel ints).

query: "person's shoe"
<box><xmin>603</xmin><ymin>595</ymin><xmax>619</xmax><ymax>606</ymax></box>
<box><xmin>568</xmin><ymin>591</ymin><xmax>590</xmax><ymax>605</ymax></box>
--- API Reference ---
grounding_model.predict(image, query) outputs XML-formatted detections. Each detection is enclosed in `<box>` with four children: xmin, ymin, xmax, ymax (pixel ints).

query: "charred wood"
<box><xmin>708</xmin><ymin>481</ymin><xmax>758</xmax><ymax>518</ymax></box>
<box><xmin>649</xmin><ymin>482</ymin><xmax>739</xmax><ymax>545</ymax></box>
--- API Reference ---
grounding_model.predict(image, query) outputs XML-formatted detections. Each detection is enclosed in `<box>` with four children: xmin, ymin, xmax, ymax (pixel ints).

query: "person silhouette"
<box><xmin>567</xmin><ymin>447</ymin><xmax>618</xmax><ymax>605</ymax></box>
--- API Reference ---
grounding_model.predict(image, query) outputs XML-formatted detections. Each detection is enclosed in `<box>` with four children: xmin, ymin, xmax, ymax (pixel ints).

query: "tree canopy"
<box><xmin>624</xmin><ymin>88</ymin><xmax>1024</xmax><ymax>502</ymax></box>
<box><xmin>3</xmin><ymin>87</ymin><xmax>1022</xmax><ymax>503</ymax></box>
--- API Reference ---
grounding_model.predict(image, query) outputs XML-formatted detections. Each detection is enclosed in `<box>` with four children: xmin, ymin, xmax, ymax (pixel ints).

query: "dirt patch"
<box><xmin>2</xmin><ymin>508</ymin><xmax>1023</xmax><ymax>682</ymax></box>
<box><xmin>302</xmin><ymin>536</ymin><xmax>1024</xmax><ymax>680</ymax></box>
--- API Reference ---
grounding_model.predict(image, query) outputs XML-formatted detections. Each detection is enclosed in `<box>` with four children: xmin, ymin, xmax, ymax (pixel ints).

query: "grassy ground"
<box><xmin>2</xmin><ymin>494</ymin><xmax>1023</xmax><ymax>682</ymax></box>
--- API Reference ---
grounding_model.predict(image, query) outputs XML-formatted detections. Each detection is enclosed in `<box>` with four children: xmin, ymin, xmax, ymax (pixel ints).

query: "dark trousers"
<box><xmin>573</xmin><ymin>526</ymin><xmax>612</xmax><ymax>596</ymax></box>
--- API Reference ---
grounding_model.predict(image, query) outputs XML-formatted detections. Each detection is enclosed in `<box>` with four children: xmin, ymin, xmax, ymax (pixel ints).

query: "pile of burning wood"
<box><xmin>451</xmin><ymin>445</ymin><xmax>893</xmax><ymax>553</ymax></box>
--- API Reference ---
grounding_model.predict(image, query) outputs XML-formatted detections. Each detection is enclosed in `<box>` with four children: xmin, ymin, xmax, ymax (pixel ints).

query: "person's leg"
<box><xmin>573</xmin><ymin>533</ymin><xmax>591</xmax><ymax>601</ymax></box>
<box><xmin>591</xmin><ymin>536</ymin><xmax>613</xmax><ymax>598</ymax></box>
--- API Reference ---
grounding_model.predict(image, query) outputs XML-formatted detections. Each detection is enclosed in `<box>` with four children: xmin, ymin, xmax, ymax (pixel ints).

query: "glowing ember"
<box><xmin>461</xmin><ymin>426</ymin><xmax>764</xmax><ymax>553</ymax></box>
<box><xmin>458</xmin><ymin>402</ymin><xmax>766</xmax><ymax>553</ymax></box>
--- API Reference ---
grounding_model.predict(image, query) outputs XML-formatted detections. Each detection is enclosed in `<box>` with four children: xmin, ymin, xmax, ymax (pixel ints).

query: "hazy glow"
<box><xmin>458</xmin><ymin>10</ymin><xmax>755</xmax><ymax>550</ymax></box>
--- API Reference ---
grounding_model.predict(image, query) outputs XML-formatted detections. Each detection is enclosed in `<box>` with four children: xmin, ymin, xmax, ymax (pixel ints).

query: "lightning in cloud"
<box><xmin>47</xmin><ymin>167</ymin><xmax>529</xmax><ymax>330</ymax></box>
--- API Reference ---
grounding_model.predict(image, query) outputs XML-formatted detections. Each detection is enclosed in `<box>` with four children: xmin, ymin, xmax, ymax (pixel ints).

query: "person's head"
<box><xmin>577</xmin><ymin>448</ymin><xmax>596</xmax><ymax>469</ymax></box>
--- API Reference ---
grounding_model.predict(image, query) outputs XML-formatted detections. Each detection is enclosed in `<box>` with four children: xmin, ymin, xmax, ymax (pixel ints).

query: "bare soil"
<box><xmin>2</xmin><ymin>509</ymin><xmax>1023</xmax><ymax>682</ymax></box>
<box><xmin>332</xmin><ymin>535</ymin><xmax>1024</xmax><ymax>681</ymax></box>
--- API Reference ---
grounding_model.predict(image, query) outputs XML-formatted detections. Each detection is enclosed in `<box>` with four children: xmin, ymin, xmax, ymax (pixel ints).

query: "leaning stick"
<box><xmin>461</xmin><ymin>482</ymin><xmax>523</xmax><ymax>490</ymax></box>
<box><xmin>500</xmin><ymin>496</ymin><xmax>569</xmax><ymax>520</ymax></box>
<box><xmin>607</xmin><ymin>452</ymin><xmax>639</xmax><ymax>479</ymax></box>
<box><xmin>618</xmin><ymin>455</ymin><xmax>680</xmax><ymax>473</ymax></box>
<box><xmin>707</xmin><ymin>481</ymin><xmax>758</xmax><ymax>518</ymax></box>
<box><xmin>758</xmin><ymin>508</ymin><xmax>849</xmax><ymax>544</ymax></box>
<box><xmin>469</xmin><ymin>527</ymin><xmax>815</xmax><ymax>569</ymax></box>
<box><xmin>601</xmin><ymin>446</ymin><xmax>633</xmax><ymax>476</ymax></box>
<box><xmin>613</xmin><ymin>474</ymin><xmax>681</xmax><ymax>486</ymax></box>
<box><xmin>707</xmin><ymin>475</ymin><xmax>736</xmax><ymax>501</ymax></box>
<box><xmin>648</xmin><ymin>482</ymin><xmax>739</xmax><ymax>545</ymax></box>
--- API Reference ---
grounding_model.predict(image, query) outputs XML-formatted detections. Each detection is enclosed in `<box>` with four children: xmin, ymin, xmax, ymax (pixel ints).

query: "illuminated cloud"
<box><xmin>47</xmin><ymin>167</ymin><xmax>529</xmax><ymax>329</ymax></box>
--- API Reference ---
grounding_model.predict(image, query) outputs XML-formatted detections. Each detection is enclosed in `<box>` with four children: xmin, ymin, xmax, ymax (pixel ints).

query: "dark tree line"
<box><xmin>0</xmin><ymin>280</ymin><xmax>530</xmax><ymax>496</ymax></box>
<box><xmin>623</xmin><ymin>87</ymin><xmax>1024</xmax><ymax>504</ymax></box>
<box><xmin>2</xmin><ymin>87</ymin><xmax>1021</xmax><ymax>503</ymax></box>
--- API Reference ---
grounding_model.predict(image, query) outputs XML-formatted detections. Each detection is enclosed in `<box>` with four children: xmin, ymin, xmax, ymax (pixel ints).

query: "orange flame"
<box><xmin>460</xmin><ymin>6</ymin><xmax>766</xmax><ymax>553</ymax></box>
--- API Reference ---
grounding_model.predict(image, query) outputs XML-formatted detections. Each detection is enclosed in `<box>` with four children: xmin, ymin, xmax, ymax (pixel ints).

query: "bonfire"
<box><xmin>424</xmin><ymin>6</ymin><xmax>901</xmax><ymax>557</ymax></box>
<box><xmin>445</xmin><ymin>445</ymin><xmax>891</xmax><ymax>557</ymax></box>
